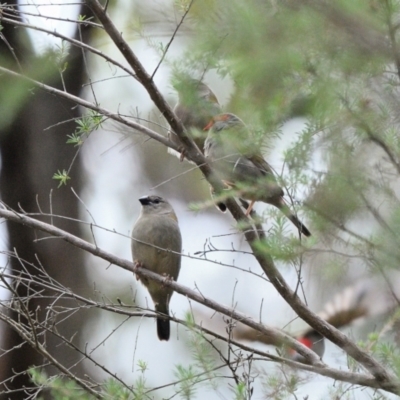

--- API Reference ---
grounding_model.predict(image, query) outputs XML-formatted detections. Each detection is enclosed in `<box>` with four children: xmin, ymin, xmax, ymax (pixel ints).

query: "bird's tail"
<box><xmin>279</xmin><ymin>202</ymin><xmax>311</xmax><ymax>237</ymax></box>
<box><xmin>155</xmin><ymin>303</ymin><xmax>170</xmax><ymax>341</ymax></box>
<box><xmin>216</xmin><ymin>201</ymin><xmax>227</xmax><ymax>212</ymax></box>
<box><xmin>209</xmin><ymin>186</ymin><xmax>227</xmax><ymax>212</ymax></box>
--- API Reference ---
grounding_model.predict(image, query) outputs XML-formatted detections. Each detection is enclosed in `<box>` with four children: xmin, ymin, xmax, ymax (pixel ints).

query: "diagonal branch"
<box><xmin>0</xmin><ymin>205</ymin><xmax>320</xmax><ymax>365</ymax></box>
<box><xmin>84</xmin><ymin>0</ymin><xmax>206</xmax><ymax>167</ymax></box>
<box><xmin>76</xmin><ymin>0</ymin><xmax>398</xmax><ymax>390</ymax></box>
<box><xmin>0</xmin><ymin>65</ymin><xmax>174</xmax><ymax>150</ymax></box>
<box><xmin>0</xmin><ymin>308</ymin><xmax>102</xmax><ymax>398</ymax></box>
<box><xmin>1</xmin><ymin>206</ymin><xmax>400</xmax><ymax>393</ymax></box>
<box><xmin>150</xmin><ymin>0</ymin><xmax>194</xmax><ymax>80</ymax></box>
<box><xmin>242</xmin><ymin>228</ymin><xmax>397</xmax><ymax>385</ymax></box>
<box><xmin>0</xmin><ymin>265</ymin><xmax>394</xmax><ymax>391</ymax></box>
<box><xmin>0</xmin><ymin>15</ymin><xmax>137</xmax><ymax>81</ymax></box>
<box><xmin>2</xmin><ymin>0</ymin><xmax>398</xmax><ymax>392</ymax></box>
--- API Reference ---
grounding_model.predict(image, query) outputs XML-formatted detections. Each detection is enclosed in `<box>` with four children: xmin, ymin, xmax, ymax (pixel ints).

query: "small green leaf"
<box><xmin>66</xmin><ymin>133</ymin><xmax>84</xmax><ymax>146</ymax></box>
<box><xmin>137</xmin><ymin>359</ymin><xmax>148</xmax><ymax>373</ymax></box>
<box><xmin>53</xmin><ymin>170</ymin><xmax>71</xmax><ymax>188</ymax></box>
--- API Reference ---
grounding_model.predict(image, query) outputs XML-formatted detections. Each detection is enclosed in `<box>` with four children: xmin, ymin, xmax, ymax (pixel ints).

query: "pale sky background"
<box><xmin>4</xmin><ymin>1</ymin><xmax>398</xmax><ymax>399</ymax></box>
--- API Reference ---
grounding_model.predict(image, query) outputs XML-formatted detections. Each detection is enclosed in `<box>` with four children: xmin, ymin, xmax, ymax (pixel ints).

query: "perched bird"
<box><xmin>286</xmin><ymin>286</ymin><xmax>367</xmax><ymax>363</ymax></box>
<box><xmin>131</xmin><ymin>195</ymin><xmax>182</xmax><ymax>341</ymax></box>
<box><xmin>289</xmin><ymin>330</ymin><xmax>325</xmax><ymax>363</ymax></box>
<box><xmin>169</xmin><ymin>78</ymin><xmax>222</xmax><ymax>161</ymax></box>
<box><xmin>204</xmin><ymin>113</ymin><xmax>311</xmax><ymax>237</ymax></box>
<box><xmin>234</xmin><ymin>283</ymin><xmax>374</xmax><ymax>363</ymax></box>
<box><xmin>169</xmin><ymin>78</ymin><xmax>226</xmax><ymax>212</ymax></box>
<box><xmin>289</xmin><ymin>280</ymin><xmax>397</xmax><ymax>363</ymax></box>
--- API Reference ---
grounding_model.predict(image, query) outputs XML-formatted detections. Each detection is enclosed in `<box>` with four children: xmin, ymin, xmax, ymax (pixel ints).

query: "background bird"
<box><xmin>204</xmin><ymin>113</ymin><xmax>311</xmax><ymax>237</ymax></box>
<box><xmin>284</xmin><ymin>284</ymin><xmax>369</xmax><ymax>363</ymax></box>
<box><xmin>169</xmin><ymin>78</ymin><xmax>222</xmax><ymax>162</ymax></box>
<box><xmin>131</xmin><ymin>195</ymin><xmax>182</xmax><ymax>341</ymax></box>
<box><xmin>233</xmin><ymin>281</ymin><xmax>397</xmax><ymax>363</ymax></box>
<box><xmin>189</xmin><ymin>281</ymin><xmax>393</xmax><ymax>364</ymax></box>
<box><xmin>169</xmin><ymin>78</ymin><xmax>226</xmax><ymax>212</ymax></box>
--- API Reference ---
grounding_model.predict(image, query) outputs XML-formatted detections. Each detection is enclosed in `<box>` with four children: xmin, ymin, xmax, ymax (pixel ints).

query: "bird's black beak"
<box><xmin>139</xmin><ymin>196</ymin><xmax>150</xmax><ymax>205</ymax></box>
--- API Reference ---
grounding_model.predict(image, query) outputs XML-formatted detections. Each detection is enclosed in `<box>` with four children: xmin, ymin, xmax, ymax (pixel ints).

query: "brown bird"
<box><xmin>234</xmin><ymin>283</ymin><xmax>372</xmax><ymax>363</ymax></box>
<box><xmin>131</xmin><ymin>195</ymin><xmax>182</xmax><ymax>341</ymax></box>
<box><xmin>204</xmin><ymin>113</ymin><xmax>311</xmax><ymax>237</ymax></box>
<box><xmin>169</xmin><ymin>78</ymin><xmax>222</xmax><ymax>161</ymax></box>
<box><xmin>287</xmin><ymin>285</ymin><xmax>369</xmax><ymax>363</ymax></box>
<box><xmin>169</xmin><ymin>78</ymin><xmax>226</xmax><ymax>212</ymax></box>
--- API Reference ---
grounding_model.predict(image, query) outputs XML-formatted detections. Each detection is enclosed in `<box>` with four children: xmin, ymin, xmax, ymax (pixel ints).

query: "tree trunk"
<box><xmin>0</xmin><ymin>6</ymin><xmax>93</xmax><ymax>398</ymax></box>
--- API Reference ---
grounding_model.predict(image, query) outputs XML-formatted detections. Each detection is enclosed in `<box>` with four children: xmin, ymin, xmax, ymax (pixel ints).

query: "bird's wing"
<box><xmin>247</xmin><ymin>153</ymin><xmax>275</xmax><ymax>177</ymax></box>
<box><xmin>226</xmin><ymin>125</ymin><xmax>280</xmax><ymax>184</ymax></box>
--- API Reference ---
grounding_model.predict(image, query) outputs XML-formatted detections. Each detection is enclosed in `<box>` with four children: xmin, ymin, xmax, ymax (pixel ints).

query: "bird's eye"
<box><xmin>153</xmin><ymin>199</ymin><xmax>160</xmax><ymax>204</ymax></box>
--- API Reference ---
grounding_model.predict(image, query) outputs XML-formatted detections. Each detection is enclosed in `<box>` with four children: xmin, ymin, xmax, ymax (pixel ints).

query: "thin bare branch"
<box><xmin>1</xmin><ymin>206</ymin><xmax>400</xmax><ymax>393</ymax></box>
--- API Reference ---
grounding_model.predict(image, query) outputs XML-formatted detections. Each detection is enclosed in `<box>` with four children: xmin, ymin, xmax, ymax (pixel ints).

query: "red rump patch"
<box><xmin>298</xmin><ymin>337</ymin><xmax>313</xmax><ymax>348</ymax></box>
<box><xmin>288</xmin><ymin>336</ymin><xmax>313</xmax><ymax>355</ymax></box>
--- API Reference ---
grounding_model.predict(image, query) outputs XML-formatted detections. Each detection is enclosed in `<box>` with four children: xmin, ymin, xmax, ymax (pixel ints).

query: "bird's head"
<box><xmin>203</xmin><ymin>113</ymin><xmax>244</xmax><ymax>132</ymax></box>
<box><xmin>138</xmin><ymin>196</ymin><xmax>177</xmax><ymax>221</ymax></box>
<box><xmin>174</xmin><ymin>77</ymin><xmax>216</xmax><ymax>104</ymax></box>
